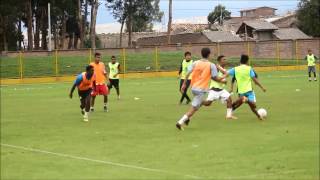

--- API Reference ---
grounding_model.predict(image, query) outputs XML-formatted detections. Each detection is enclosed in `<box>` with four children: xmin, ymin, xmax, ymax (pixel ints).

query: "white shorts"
<box><xmin>206</xmin><ymin>89</ymin><xmax>230</xmax><ymax>104</ymax></box>
<box><xmin>191</xmin><ymin>89</ymin><xmax>206</xmax><ymax>109</ymax></box>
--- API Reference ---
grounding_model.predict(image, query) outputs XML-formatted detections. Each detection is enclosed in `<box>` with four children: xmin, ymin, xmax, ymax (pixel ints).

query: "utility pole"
<box><xmin>48</xmin><ymin>3</ymin><xmax>52</xmax><ymax>51</ymax></box>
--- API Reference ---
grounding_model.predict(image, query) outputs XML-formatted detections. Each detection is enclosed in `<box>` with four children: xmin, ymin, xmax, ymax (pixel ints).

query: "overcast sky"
<box><xmin>97</xmin><ymin>0</ymin><xmax>300</xmax><ymax>24</ymax></box>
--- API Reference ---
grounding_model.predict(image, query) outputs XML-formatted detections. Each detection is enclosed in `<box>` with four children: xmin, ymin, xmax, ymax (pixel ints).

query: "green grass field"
<box><xmin>1</xmin><ymin>70</ymin><xmax>319</xmax><ymax>179</ymax></box>
<box><xmin>0</xmin><ymin>51</ymin><xmax>304</xmax><ymax>78</ymax></box>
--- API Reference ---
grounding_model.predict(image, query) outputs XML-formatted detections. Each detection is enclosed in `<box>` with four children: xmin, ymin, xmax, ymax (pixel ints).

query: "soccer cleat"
<box><xmin>83</xmin><ymin>114</ymin><xmax>89</xmax><ymax>122</ymax></box>
<box><xmin>185</xmin><ymin>119</ymin><xmax>190</xmax><ymax>126</ymax></box>
<box><xmin>186</xmin><ymin>99</ymin><xmax>191</xmax><ymax>105</ymax></box>
<box><xmin>176</xmin><ymin>123</ymin><xmax>184</xmax><ymax>130</ymax></box>
<box><xmin>226</xmin><ymin>115</ymin><xmax>238</xmax><ymax>120</ymax></box>
<box><xmin>314</xmin><ymin>78</ymin><xmax>317</xmax><ymax>81</ymax></box>
<box><xmin>104</xmin><ymin>105</ymin><xmax>108</xmax><ymax>112</ymax></box>
<box><xmin>309</xmin><ymin>78</ymin><xmax>312</xmax><ymax>81</ymax></box>
<box><xmin>90</xmin><ymin>107</ymin><xmax>94</xmax><ymax>112</ymax></box>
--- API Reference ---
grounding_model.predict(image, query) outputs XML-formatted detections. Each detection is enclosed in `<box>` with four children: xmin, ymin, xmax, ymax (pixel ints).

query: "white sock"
<box><xmin>90</xmin><ymin>106</ymin><xmax>94</xmax><ymax>109</ymax></box>
<box><xmin>226</xmin><ymin>108</ymin><xmax>232</xmax><ymax>117</ymax></box>
<box><xmin>84</xmin><ymin>111</ymin><xmax>89</xmax><ymax>117</ymax></box>
<box><xmin>104</xmin><ymin>103</ymin><xmax>107</xmax><ymax>106</ymax></box>
<box><xmin>178</xmin><ymin>115</ymin><xmax>188</xmax><ymax>125</ymax></box>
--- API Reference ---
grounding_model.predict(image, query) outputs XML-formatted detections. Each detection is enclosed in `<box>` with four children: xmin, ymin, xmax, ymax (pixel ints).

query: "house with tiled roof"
<box><xmin>236</xmin><ymin>20</ymin><xmax>279</xmax><ymax>40</ymax></box>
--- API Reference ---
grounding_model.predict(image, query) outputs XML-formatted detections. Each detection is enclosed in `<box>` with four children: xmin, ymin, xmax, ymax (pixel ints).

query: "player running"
<box><xmin>90</xmin><ymin>52</ymin><xmax>109</xmax><ymax>112</ymax></box>
<box><xmin>228</xmin><ymin>54</ymin><xmax>266</xmax><ymax>120</ymax></box>
<box><xmin>202</xmin><ymin>55</ymin><xmax>237</xmax><ymax>120</ymax></box>
<box><xmin>108</xmin><ymin>56</ymin><xmax>121</xmax><ymax>100</ymax></box>
<box><xmin>304</xmin><ymin>49</ymin><xmax>318</xmax><ymax>81</ymax></box>
<box><xmin>176</xmin><ymin>48</ymin><xmax>226</xmax><ymax>130</ymax></box>
<box><xmin>69</xmin><ymin>65</ymin><xmax>95</xmax><ymax>122</ymax></box>
<box><xmin>178</xmin><ymin>51</ymin><xmax>193</xmax><ymax>104</ymax></box>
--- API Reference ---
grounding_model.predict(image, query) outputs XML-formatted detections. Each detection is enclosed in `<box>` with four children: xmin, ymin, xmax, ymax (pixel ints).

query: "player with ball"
<box><xmin>228</xmin><ymin>54</ymin><xmax>267</xmax><ymax>120</ymax></box>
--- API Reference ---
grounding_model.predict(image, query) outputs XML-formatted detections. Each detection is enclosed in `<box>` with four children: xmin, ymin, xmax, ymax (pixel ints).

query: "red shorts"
<box><xmin>91</xmin><ymin>84</ymin><xmax>109</xmax><ymax>96</ymax></box>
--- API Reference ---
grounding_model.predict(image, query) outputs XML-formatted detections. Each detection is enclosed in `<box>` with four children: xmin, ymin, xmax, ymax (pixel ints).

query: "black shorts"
<box><xmin>78</xmin><ymin>89</ymin><xmax>92</xmax><ymax>99</ymax></box>
<box><xmin>108</xmin><ymin>79</ymin><xmax>119</xmax><ymax>89</ymax></box>
<box><xmin>179</xmin><ymin>79</ymin><xmax>191</xmax><ymax>91</ymax></box>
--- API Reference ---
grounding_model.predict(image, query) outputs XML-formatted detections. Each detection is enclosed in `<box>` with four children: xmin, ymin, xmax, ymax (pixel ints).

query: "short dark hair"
<box><xmin>201</xmin><ymin>48</ymin><xmax>211</xmax><ymax>58</ymax></box>
<box><xmin>111</xmin><ymin>55</ymin><xmax>116</xmax><ymax>59</ymax></box>
<box><xmin>86</xmin><ymin>65</ymin><xmax>94</xmax><ymax>72</ymax></box>
<box><xmin>184</xmin><ymin>51</ymin><xmax>191</xmax><ymax>57</ymax></box>
<box><xmin>94</xmin><ymin>52</ymin><xmax>101</xmax><ymax>57</ymax></box>
<box><xmin>217</xmin><ymin>55</ymin><xmax>225</xmax><ymax>62</ymax></box>
<box><xmin>240</xmin><ymin>54</ymin><xmax>249</xmax><ymax>64</ymax></box>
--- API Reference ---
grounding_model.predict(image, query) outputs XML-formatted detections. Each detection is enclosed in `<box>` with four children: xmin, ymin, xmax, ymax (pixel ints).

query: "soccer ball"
<box><xmin>258</xmin><ymin>108</ymin><xmax>267</xmax><ymax>118</ymax></box>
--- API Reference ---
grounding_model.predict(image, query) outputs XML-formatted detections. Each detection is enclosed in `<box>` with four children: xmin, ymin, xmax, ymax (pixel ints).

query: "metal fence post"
<box><xmin>122</xmin><ymin>48</ymin><xmax>126</xmax><ymax>79</ymax></box>
<box><xmin>19</xmin><ymin>51</ymin><xmax>23</xmax><ymax>79</ymax></box>
<box><xmin>276</xmin><ymin>41</ymin><xmax>280</xmax><ymax>70</ymax></box>
<box><xmin>55</xmin><ymin>49</ymin><xmax>59</xmax><ymax>77</ymax></box>
<box><xmin>155</xmin><ymin>46</ymin><xmax>159</xmax><ymax>72</ymax></box>
<box><xmin>295</xmin><ymin>40</ymin><xmax>299</xmax><ymax>70</ymax></box>
<box><xmin>247</xmin><ymin>41</ymin><xmax>251</xmax><ymax>65</ymax></box>
<box><xmin>89</xmin><ymin>48</ymin><xmax>92</xmax><ymax>64</ymax></box>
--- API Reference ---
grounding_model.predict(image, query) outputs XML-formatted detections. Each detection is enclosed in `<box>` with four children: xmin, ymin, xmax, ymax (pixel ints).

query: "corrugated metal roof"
<box><xmin>243</xmin><ymin>20</ymin><xmax>278</xmax><ymax>30</ymax></box>
<box><xmin>273</xmin><ymin>28</ymin><xmax>311</xmax><ymax>39</ymax></box>
<box><xmin>203</xmin><ymin>31</ymin><xmax>243</xmax><ymax>42</ymax></box>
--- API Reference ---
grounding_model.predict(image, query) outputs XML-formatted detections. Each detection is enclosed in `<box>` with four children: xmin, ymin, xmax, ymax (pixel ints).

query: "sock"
<box><xmin>84</xmin><ymin>111</ymin><xmax>89</xmax><ymax>118</ymax></box>
<box><xmin>226</xmin><ymin>108</ymin><xmax>232</xmax><ymax>117</ymax></box>
<box><xmin>90</xmin><ymin>106</ymin><xmax>94</xmax><ymax>109</ymax></box>
<box><xmin>178</xmin><ymin>115</ymin><xmax>188</xmax><ymax>125</ymax></box>
<box><xmin>104</xmin><ymin>103</ymin><xmax>107</xmax><ymax>107</ymax></box>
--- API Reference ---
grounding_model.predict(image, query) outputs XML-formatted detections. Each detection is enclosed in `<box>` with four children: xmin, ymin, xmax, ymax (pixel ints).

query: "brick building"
<box><xmin>240</xmin><ymin>6</ymin><xmax>277</xmax><ymax>18</ymax></box>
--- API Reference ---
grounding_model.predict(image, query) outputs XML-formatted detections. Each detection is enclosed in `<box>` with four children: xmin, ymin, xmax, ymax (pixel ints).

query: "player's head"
<box><xmin>94</xmin><ymin>52</ymin><xmax>101</xmax><ymax>63</ymax></box>
<box><xmin>308</xmin><ymin>49</ymin><xmax>312</xmax><ymax>55</ymax></box>
<box><xmin>240</xmin><ymin>54</ymin><xmax>249</xmax><ymax>65</ymax></box>
<box><xmin>201</xmin><ymin>48</ymin><xmax>211</xmax><ymax>59</ymax></box>
<box><xmin>217</xmin><ymin>55</ymin><xmax>227</xmax><ymax>66</ymax></box>
<box><xmin>184</xmin><ymin>51</ymin><xmax>192</xmax><ymax>61</ymax></box>
<box><xmin>111</xmin><ymin>55</ymin><xmax>116</xmax><ymax>63</ymax></box>
<box><xmin>86</xmin><ymin>65</ymin><xmax>94</xmax><ymax>75</ymax></box>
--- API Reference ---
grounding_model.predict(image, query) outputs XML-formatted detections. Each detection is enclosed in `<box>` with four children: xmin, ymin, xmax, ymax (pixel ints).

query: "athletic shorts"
<box><xmin>179</xmin><ymin>79</ymin><xmax>191</xmax><ymax>91</ymax></box>
<box><xmin>108</xmin><ymin>79</ymin><xmax>119</xmax><ymax>89</ymax></box>
<box><xmin>239</xmin><ymin>91</ymin><xmax>256</xmax><ymax>103</ymax></box>
<box><xmin>191</xmin><ymin>88</ymin><xmax>206</xmax><ymax>109</ymax></box>
<box><xmin>308</xmin><ymin>66</ymin><xmax>316</xmax><ymax>73</ymax></box>
<box><xmin>91</xmin><ymin>84</ymin><xmax>109</xmax><ymax>96</ymax></box>
<box><xmin>206</xmin><ymin>89</ymin><xmax>230</xmax><ymax>104</ymax></box>
<box><xmin>78</xmin><ymin>89</ymin><xmax>92</xmax><ymax>100</ymax></box>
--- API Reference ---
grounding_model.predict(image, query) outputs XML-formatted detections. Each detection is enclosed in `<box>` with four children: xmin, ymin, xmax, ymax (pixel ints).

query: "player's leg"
<box><xmin>202</xmin><ymin>90</ymin><xmax>216</xmax><ymax>106</ymax></box>
<box><xmin>179</xmin><ymin>79</ymin><xmax>186</xmax><ymax>104</ymax></box>
<box><xmin>114</xmin><ymin>79</ymin><xmax>120</xmax><ymax>99</ymax></box>
<box><xmin>176</xmin><ymin>90</ymin><xmax>204</xmax><ymax>130</ymax></box>
<box><xmin>83</xmin><ymin>93</ymin><xmax>91</xmax><ymax>121</ymax></box>
<box><xmin>184</xmin><ymin>80</ymin><xmax>191</xmax><ymax>104</ymax></box>
<box><xmin>90</xmin><ymin>95</ymin><xmax>96</xmax><ymax>112</ymax></box>
<box><xmin>78</xmin><ymin>90</ymin><xmax>86</xmax><ymax>115</ymax></box>
<box><xmin>308</xmin><ymin>67</ymin><xmax>312</xmax><ymax>81</ymax></box>
<box><xmin>232</xmin><ymin>95</ymin><xmax>246</xmax><ymax>111</ymax></box>
<box><xmin>312</xmin><ymin>66</ymin><xmax>317</xmax><ymax>81</ymax></box>
<box><xmin>246</xmin><ymin>92</ymin><xmax>262</xmax><ymax>120</ymax></box>
<box><xmin>221</xmin><ymin>90</ymin><xmax>237</xmax><ymax>120</ymax></box>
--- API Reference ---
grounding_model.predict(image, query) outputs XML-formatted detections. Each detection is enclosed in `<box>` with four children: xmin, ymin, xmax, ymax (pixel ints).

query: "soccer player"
<box><xmin>304</xmin><ymin>49</ymin><xmax>318</xmax><ymax>81</ymax></box>
<box><xmin>108</xmin><ymin>56</ymin><xmax>121</xmax><ymax>99</ymax></box>
<box><xmin>176</xmin><ymin>48</ymin><xmax>226</xmax><ymax>130</ymax></box>
<box><xmin>228</xmin><ymin>54</ymin><xmax>266</xmax><ymax>120</ymax></box>
<box><xmin>202</xmin><ymin>55</ymin><xmax>237</xmax><ymax>119</ymax></box>
<box><xmin>90</xmin><ymin>52</ymin><xmax>109</xmax><ymax>112</ymax></box>
<box><xmin>178</xmin><ymin>51</ymin><xmax>193</xmax><ymax>104</ymax></box>
<box><xmin>69</xmin><ymin>65</ymin><xmax>95</xmax><ymax>122</ymax></box>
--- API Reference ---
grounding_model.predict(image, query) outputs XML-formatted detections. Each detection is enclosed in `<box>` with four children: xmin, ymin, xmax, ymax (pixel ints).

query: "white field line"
<box><xmin>226</xmin><ymin>169</ymin><xmax>308</xmax><ymax>179</ymax></box>
<box><xmin>1</xmin><ymin>143</ymin><xmax>202</xmax><ymax>179</ymax></box>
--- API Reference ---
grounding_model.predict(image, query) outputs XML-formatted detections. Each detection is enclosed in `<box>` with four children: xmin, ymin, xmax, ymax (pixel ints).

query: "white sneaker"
<box><xmin>83</xmin><ymin>114</ymin><xmax>89</xmax><ymax>122</ymax></box>
<box><xmin>314</xmin><ymin>78</ymin><xmax>317</xmax><ymax>81</ymax></box>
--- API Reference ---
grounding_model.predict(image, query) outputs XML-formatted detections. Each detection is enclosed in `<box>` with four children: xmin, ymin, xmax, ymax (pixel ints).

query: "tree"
<box><xmin>167</xmin><ymin>0</ymin><xmax>172</xmax><ymax>44</ymax></box>
<box><xmin>207</xmin><ymin>4</ymin><xmax>231</xmax><ymax>26</ymax></box>
<box><xmin>90</xmin><ymin>0</ymin><xmax>99</xmax><ymax>50</ymax></box>
<box><xmin>297</xmin><ymin>0</ymin><xmax>320</xmax><ymax>37</ymax></box>
<box><xmin>107</xmin><ymin>0</ymin><xmax>163</xmax><ymax>47</ymax></box>
<box><xmin>26</xmin><ymin>0</ymin><xmax>33</xmax><ymax>50</ymax></box>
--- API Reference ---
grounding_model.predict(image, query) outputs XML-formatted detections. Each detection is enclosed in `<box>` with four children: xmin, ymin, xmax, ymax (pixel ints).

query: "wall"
<box><xmin>3</xmin><ymin>39</ymin><xmax>319</xmax><ymax>60</ymax></box>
